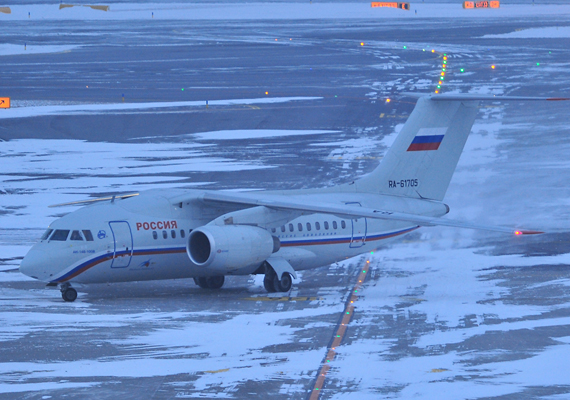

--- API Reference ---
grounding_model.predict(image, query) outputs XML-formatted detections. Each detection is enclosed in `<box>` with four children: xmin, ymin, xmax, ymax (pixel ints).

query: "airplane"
<box><xmin>19</xmin><ymin>92</ymin><xmax>568</xmax><ymax>302</ymax></box>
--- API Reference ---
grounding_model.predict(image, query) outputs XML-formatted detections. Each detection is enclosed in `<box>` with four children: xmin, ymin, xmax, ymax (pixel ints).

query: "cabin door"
<box><xmin>109</xmin><ymin>221</ymin><xmax>133</xmax><ymax>268</ymax></box>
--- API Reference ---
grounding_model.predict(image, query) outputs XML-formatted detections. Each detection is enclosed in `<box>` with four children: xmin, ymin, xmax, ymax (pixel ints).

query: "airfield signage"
<box><xmin>463</xmin><ymin>1</ymin><xmax>500</xmax><ymax>8</ymax></box>
<box><xmin>0</xmin><ymin>97</ymin><xmax>10</xmax><ymax>109</ymax></box>
<box><xmin>371</xmin><ymin>2</ymin><xmax>410</xmax><ymax>10</ymax></box>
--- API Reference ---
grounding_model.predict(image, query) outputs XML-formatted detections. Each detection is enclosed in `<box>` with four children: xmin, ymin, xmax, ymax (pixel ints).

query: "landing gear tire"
<box><xmin>206</xmin><ymin>276</ymin><xmax>225</xmax><ymax>289</ymax></box>
<box><xmin>264</xmin><ymin>274</ymin><xmax>277</xmax><ymax>293</ymax></box>
<box><xmin>195</xmin><ymin>276</ymin><xmax>225</xmax><ymax>289</ymax></box>
<box><xmin>273</xmin><ymin>272</ymin><xmax>292</xmax><ymax>292</ymax></box>
<box><xmin>61</xmin><ymin>287</ymin><xmax>77</xmax><ymax>302</ymax></box>
<box><xmin>195</xmin><ymin>277</ymin><xmax>208</xmax><ymax>289</ymax></box>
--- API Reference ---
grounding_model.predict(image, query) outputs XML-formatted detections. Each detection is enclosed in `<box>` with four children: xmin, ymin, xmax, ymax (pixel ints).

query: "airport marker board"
<box><xmin>371</xmin><ymin>2</ymin><xmax>410</xmax><ymax>10</ymax></box>
<box><xmin>463</xmin><ymin>1</ymin><xmax>499</xmax><ymax>8</ymax></box>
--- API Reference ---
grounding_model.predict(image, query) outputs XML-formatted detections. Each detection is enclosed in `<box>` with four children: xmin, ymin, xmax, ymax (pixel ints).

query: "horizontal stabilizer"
<box><xmin>401</xmin><ymin>92</ymin><xmax>570</xmax><ymax>102</ymax></box>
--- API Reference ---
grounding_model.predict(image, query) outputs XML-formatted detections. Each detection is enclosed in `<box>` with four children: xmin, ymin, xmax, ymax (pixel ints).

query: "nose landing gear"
<box><xmin>60</xmin><ymin>283</ymin><xmax>78</xmax><ymax>302</ymax></box>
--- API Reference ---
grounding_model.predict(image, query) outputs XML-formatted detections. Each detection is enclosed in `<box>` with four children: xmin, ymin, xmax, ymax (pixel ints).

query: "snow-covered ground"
<box><xmin>2</xmin><ymin>2</ymin><xmax>570</xmax><ymax>399</ymax></box>
<box><xmin>1</xmin><ymin>3</ymin><xmax>569</xmax><ymax>21</ymax></box>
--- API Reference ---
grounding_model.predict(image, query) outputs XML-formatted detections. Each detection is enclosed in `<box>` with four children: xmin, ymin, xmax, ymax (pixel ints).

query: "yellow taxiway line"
<box><xmin>309</xmin><ymin>262</ymin><xmax>369</xmax><ymax>399</ymax></box>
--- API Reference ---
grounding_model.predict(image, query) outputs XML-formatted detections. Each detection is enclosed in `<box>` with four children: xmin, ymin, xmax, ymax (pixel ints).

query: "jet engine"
<box><xmin>187</xmin><ymin>225</ymin><xmax>280</xmax><ymax>273</ymax></box>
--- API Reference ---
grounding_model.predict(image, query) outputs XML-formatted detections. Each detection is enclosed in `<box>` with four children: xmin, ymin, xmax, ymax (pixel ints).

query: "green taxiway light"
<box><xmin>460</xmin><ymin>68</ymin><xmax>464</xmax><ymax>72</ymax></box>
<box><xmin>403</xmin><ymin>46</ymin><xmax>407</xmax><ymax>49</ymax></box>
<box><xmin>537</xmin><ymin>62</ymin><xmax>540</xmax><ymax>66</ymax></box>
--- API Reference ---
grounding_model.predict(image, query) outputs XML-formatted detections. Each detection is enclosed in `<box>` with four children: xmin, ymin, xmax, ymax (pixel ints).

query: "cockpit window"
<box><xmin>50</xmin><ymin>229</ymin><xmax>70</xmax><ymax>241</ymax></box>
<box><xmin>70</xmin><ymin>230</ymin><xmax>84</xmax><ymax>241</ymax></box>
<box><xmin>82</xmin><ymin>230</ymin><xmax>94</xmax><ymax>241</ymax></box>
<box><xmin>41</xmin><ymin>229</ymin><xmax>54</xmax><ymax>240</ymax></box>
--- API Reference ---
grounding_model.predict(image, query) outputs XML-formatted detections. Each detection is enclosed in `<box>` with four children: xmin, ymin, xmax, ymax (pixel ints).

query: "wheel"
<box><xmin>264</xmin><ymin>274</ymin><xmax>277</xmax><ymax>293</ymax></box>
<box><xmin>206</xmin><ymin>276</ymin><xmax>224</xmax><ymax>289</ymax></box>
<box><xmin>62</xmin><ymin>287</ymin><xmax>77</xmax><ymax>302</ymax></box>
<box><xmin>279</xmin><ymin>272</ymin><xmax>293</xmax><ymax>292</ymax></box>
<box><xmin>273</xmin><ymin>272</ymin><xmax>292</xmax><ymax>292</ymax></box>
<box><xmin>196</xmin><ymin>277</ymin><xmax>209</xmax><ymax>289</ymax></box>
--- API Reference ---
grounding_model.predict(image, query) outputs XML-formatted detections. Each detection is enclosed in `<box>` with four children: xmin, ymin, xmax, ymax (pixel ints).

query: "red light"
<box><xmin>515</xmin><ymin>231</ymin><xmax>522</xmax><ymax>235</ymax></box>
<box><xmin>491</xmin><ymin>65</ymin><xmax>496</xmax><ymax>69</ymax></box>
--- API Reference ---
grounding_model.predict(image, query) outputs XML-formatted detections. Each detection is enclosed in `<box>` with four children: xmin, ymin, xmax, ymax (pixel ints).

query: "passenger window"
<box><xmin>50</xmin><ymin>229</ymin><xmax>70</xmax><ymax>241</ymax></box>
<box><xmin>180</xmin><ymin>230</ymin><xmax>185</xmax><ymax>238</ymax></box>
<box><xmin>324</xmin><ymin>221</ymin><xmax>329</xmax><ymax>230</ymax></box>
<box><xmin>341</xmin><ymin>220</ymin><xmax>346</xmax><ymax>229</ymax></box>
<box><xmin>333</xmin><ymin>221</ymin><xmax>338</xmax><ymax>229</ymax></box>
<box><xmin>171</xmin><ymin>230</ymin><xmax>176</xmax><ymax>239</ymax></box>
<box><xmin>315</xmin><ymin>222</ymin><xmax>320</xmax><ymax>230</ymax></box>
<box><xmin>41</xmin><ymin>229</ymin><xmax>54</xmax><ymax>240</ymax></box>
<box><xmin>281</xmin><ymin>225</ymin><xmax>286</xmax><ymax>232</ymax></box>
<box><xmin>82</xmin><ymin>230</ymin><xmax>94</xmax><ymax>241</ymax></box>
<box><xmin>153</xmin><ymin>231</ymin><xmax>158</xmax><ymax>240</ymax></box>
<box><xmin>307</xmin><ymin>223</ymin><xmax>312</xmax><ymax>231</ymax></box>
<box><xmin>70</xmin><ymin>230</ymin><xmax>84</xmax><ymax>241</ymax></box>
<box><xmin>271</xmin><ymin>228</ymin><xmax>276</xmax><ymax>233</ymax></box>
<box><xmin>289</xmin><ymin>223</ymin><xmax>294</xmax><ymax>232</ymax></box>
<box><xmin>162</xmin><ymin>230</ymin><xmax>167</xmax><ymax>239</ymax></box>
<box><xmin>298</xmin><ymin>223</ymin><xmax>303</xmax><ymax>232</ymax></box>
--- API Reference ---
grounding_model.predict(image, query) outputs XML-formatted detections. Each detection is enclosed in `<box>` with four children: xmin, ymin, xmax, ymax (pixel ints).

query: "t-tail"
<box><xmin>353</xmin><ymin>93</ymin><xmax>569</xmax><ymax>201</ymax></box>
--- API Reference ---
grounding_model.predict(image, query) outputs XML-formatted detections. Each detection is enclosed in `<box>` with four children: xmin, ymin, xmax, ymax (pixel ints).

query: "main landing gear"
<box><xmin>194</xmin><ymin>276</ymin><xmax>225</xmax><ymax>289</ymax></box>
<box><xmin>264</xmin><ymin>266</ymin><xmax>292</xmax><ymax>293</ymax></box>
<box><xmin>60</xmin><ymin>283</ymin><xmax>78</xmax><ymax>302</ymax></box>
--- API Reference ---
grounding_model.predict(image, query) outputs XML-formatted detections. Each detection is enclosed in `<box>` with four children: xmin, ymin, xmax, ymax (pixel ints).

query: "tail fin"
<box><xmin>354</xmin><ymin>96</ymin><xmax>479</xmax><ymax>201</ymax></box>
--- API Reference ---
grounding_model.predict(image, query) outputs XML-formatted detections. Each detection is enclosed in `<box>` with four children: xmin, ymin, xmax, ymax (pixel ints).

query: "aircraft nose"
<box><xmin>20</xmin><ymin>248</ymin><xmax>49</xmax><ymax>281</ymax></box>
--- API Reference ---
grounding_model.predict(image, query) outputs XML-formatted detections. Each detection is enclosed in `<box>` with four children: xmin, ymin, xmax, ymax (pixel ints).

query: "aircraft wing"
<box><xmin>199</xmin><ymin>191</ymin><xmax>542</xmax><ymax>235</ymax></box>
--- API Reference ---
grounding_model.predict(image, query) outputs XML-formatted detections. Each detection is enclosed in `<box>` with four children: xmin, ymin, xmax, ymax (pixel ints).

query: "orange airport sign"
<box><xmin>371</xmin><ymin>2</ymin><xmax>410</xmax><ymax>10</ymax></box>
<box><xmin>463</xmin><ymin>1</ymin><xmax>500</xmax><ymax>8</ymax></box>
<box><xmin>0</xmin><ymin>98</ymin><xmax>10</xmax><ymax>109</ymax></box>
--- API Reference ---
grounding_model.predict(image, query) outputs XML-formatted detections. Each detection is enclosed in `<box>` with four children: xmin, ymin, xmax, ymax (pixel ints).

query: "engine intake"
<box><xmin>187</xmin><ymin>225</ymin><xmax>279</xmax><ymax>273</ymax></box>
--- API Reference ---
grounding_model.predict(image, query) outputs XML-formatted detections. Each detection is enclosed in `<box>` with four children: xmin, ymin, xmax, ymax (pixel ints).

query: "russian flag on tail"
<box><xmin>407</xmin><ymin>127</ymin><xmax>447</xmax><ymax>151</ymax></box>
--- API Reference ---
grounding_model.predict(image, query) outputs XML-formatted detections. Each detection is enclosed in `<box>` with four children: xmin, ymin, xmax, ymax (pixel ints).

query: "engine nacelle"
<box><xmin>187</xmin><ymin>225</ymin><xmax>279</xmax><ymax>273</ymax></box>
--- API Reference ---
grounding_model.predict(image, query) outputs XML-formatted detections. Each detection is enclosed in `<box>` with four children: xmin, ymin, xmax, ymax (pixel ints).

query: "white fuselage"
<box><xmin>20</xmin><ymin>189</ymin><xmax>444</xmax><ymax>285</ymax></box>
